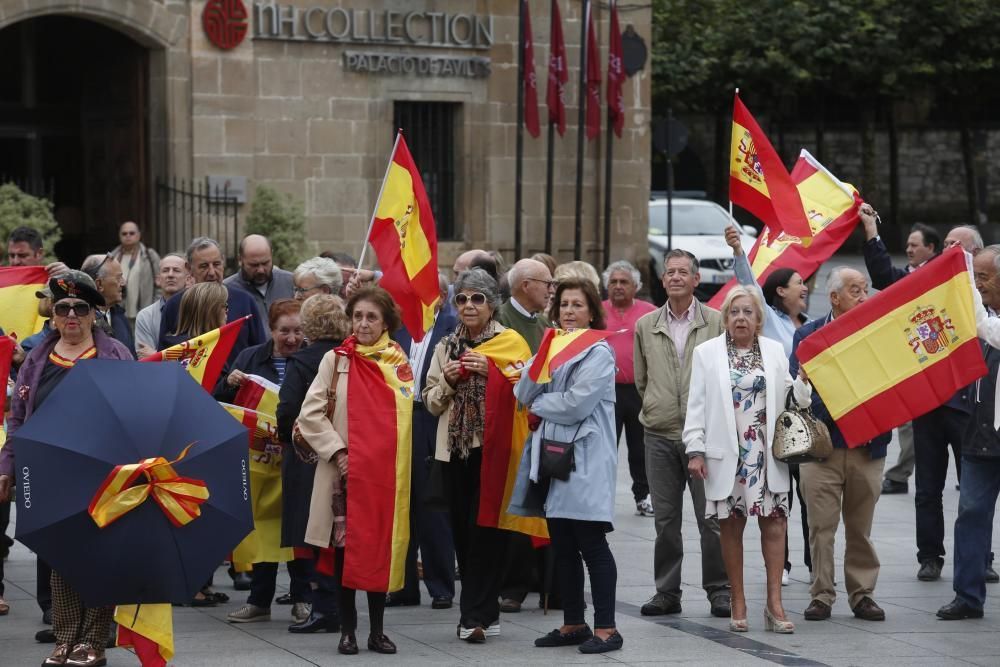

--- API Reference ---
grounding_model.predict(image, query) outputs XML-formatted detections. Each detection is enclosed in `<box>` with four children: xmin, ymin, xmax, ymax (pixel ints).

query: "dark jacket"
<box><xmin>108</xmin><ymin>304</ymin><xmax>135</xmax><ymax>357</ymax></box>
<box><xmin>0</xmin><ymin>329</ymin><xmax>133</xmax><ymax>477</ymax></box>
<box><xmin>392</xmin><ymin>307</ymin><xmax>458</xmax><ymax>400</ymax></box>
<box><xmin>157</xmin><ymin>284</ymin><xmax>267</xmax><ymax>364</ymax></box>
<box><xmin>964</xmin><ymin>341</ymin><xmax>1000</xmax><ymax>459</ymax></box>
<box><xmin>275</xmin><ymin>338</ymin><xmax>339</xmax><ymax>547</ymax></box>
<box><xmin>224</xmin><ymin>268</ymin><xmax>295</xmax><ymax>324</ymax></box>
<box><xmin>790</xmin><ymin>313</ymin><xmax>891</xmax><ymax>459</ymax></box>
<box><xmin>213</xmin><ymin>340</ymin><xmax>283</xmax><ymax>404</ymax></box>
<box><xmin>20</xmin><ymin>320</ymin><xmax>53</xmax><ymax>356</ymax></box>
<box><xmin>862</xmin><ymin>236</ymin><xmax>911</xmax><ymax>290</ymax></box>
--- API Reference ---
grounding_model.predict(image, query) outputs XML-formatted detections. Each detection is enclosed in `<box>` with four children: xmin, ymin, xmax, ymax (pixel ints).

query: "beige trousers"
<box><xmin>800</xmin><ymin>448</ymin><xmax>884</xmax><ymax>608</ymax></box>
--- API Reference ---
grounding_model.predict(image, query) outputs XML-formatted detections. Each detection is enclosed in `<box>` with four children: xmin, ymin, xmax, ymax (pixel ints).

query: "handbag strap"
<box><xmin>325</xmin><ymin>357</ymin><xmax>343</xmax><ymax>422</ymax></box>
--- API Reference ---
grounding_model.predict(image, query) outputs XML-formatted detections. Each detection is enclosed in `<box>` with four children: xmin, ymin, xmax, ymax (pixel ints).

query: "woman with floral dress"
<box><xmin>683</xmin><ymin>287</ymin><xmax>811</xmax><ymax>635</ymax></box>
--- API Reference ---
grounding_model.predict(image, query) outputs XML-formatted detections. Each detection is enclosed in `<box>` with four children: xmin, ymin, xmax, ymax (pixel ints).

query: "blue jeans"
<box><xmin>953</xmin><ymin>456</ymin><xmax>1000</xmax><ymax>609</ymax></box>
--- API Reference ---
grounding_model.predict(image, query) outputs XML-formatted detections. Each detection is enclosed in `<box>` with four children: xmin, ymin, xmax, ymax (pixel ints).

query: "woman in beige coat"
<box><xmin>296</xmin><ymin>287</ymin><xmax>405</xmax><ymax>656</ymax></box>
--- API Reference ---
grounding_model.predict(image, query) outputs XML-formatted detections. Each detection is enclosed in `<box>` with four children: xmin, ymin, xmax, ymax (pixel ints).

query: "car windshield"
<box><xmin>649</xmin><ymin>202</ymin><xmax>732</xmax><ymax>235</ymax></box>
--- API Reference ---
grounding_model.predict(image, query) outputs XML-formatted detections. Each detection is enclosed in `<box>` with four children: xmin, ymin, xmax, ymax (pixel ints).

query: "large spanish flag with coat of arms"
<box><xmin>796</xmin><ymin>247</ymin><xmax>986</xmax><ymax>446</ymax></box>
<box><xmin>369</xmin><ymin>131</ymin><xmax>439</xmax><ymax>341</ymax></box>
<box><xmin>476</xmin><ymin>329</ymin><xmax>548</xmax><ymax>539</ymax></box>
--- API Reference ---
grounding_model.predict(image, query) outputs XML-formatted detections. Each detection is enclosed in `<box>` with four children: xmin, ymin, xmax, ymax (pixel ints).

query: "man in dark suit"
<box><xmin>388</xmin><ymin>274</ymin><xmax>457</xmax><ymax>609</ymax></box>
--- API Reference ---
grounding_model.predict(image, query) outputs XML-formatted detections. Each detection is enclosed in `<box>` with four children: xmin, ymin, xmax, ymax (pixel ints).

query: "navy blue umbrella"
<box><xmin>13</xmin><ymin>359</ymin><xmax>252</xmax><ymax>607</ymax></box>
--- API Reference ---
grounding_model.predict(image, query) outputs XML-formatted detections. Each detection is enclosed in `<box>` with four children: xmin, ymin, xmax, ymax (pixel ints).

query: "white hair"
<box><xmin>294</xmin><ymin>256</ymin><xmax>343</xmax><ymax>292</ymax></box>
<box><xmin>602</xmin><ymin>260</ymin><xmax>642</xmax><ymax>291</ymax></box>
<box><xmin>826</xmin><ymin>266</ymin><xmax>856</xmax><ymax>294</ymax></box>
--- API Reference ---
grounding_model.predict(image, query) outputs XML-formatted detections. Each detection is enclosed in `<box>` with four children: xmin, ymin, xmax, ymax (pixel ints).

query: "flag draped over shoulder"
<box><xmin>585</xmin><ymin>4</ymin><xmax>602</xmax><ymax>140</ymax></box>
<box><xmin>341</xmin><ymin>334</ymin><xmax>413</xmax><ymax>593</ymax></box>
<box><xmin>141</xmin><ymin>316</ymin><xmax>248</xmax><ymax>390</ymax></box>
<box><xmin>115</xmin><ymin>603</ymin><xmax>173</xmax><ymax>667</ymax></box>
<box><xmin>730</xmin><ymin>93</ymin><xmax>812</xmax><ymax>244</ymax></box>
<box><xmin>474</xmin><ymin>329</ymin><xmax>548</xmax><ymax>539</ymax></box>
<box><xmin>0</xmin><ymin>266</ymin><xmax>48</xmax><ymax>339</ymax></box>
<box><xmin>369</xmin><ymin>133</ymin><xmax>440</xmax><ymax>342</ymax></box>
<box><xmin>606</xmin><ymin>0</ymin><xmax>624</xmax><ymax>138</ymax></box>
<box><xmin>529</xmin><ymin>328</ymin><xmax>621</xmax><ymax>384</ymax></box>
<box><xmin>547</xmin><ymin>0</ymin><xmax>568</xmax><ymax>135</ymax></box>
<box><xmin>709</xmin><ymin>150</ymin><xmax>862</xmax><ymax>309</ymax></box>
<box><xmin>522</xmin><ymin>0</ymin><xmax>541</xmax><ymax>138</ymax></box>
<box><xmin>797</xmin><ymin>247</ymin><xmax>986</xmax><ymax>446</ymax></box>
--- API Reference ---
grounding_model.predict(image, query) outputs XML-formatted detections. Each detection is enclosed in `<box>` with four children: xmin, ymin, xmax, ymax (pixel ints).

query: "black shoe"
<box><xmin>338</xmin><ymin>633</ymin><xmax>359</xmax><ymax>655</ymax></box>
<box><xmin>881</xmin><ymin>479</ymin><xmax>908</xmax><ymax>494</ymax></box>
<box><xmin>288</xmin><ymin>611</ymin><xmax>340</xmax><ymax>633</ymax></box>
<box><xmin>986</xmin><ymin>566</ymin><xmax>1000</xmax><ymax>584</ymax></box>
<box><xmin>35</xmin><ymin>628</ymin><xmax>56</xmax><ymax>643</ymax></box>
<box><xmin>640</xmin><ymin>593</ymin><xmax>681</xmax><ymax>616</ymax></box>
<box><xmin>385</xmin><ymin>593</ymin><xmax>420</xmax><ymax>607</ymax></box>
<box><xmin>709</xmin><ymin>593</ymin><xmax>731</xmax><ymax>618</ymax></box>
<box><xmin>367</xmin><ymin>633</ymin><xmax>397</xmax><ymax>654</ymax></box>
<box><xmin>231</xmin><ymin>572</ymin><xmax>251</xmax><ymax>591</ymax></box>
<box><xmin>534</xmin><ymin>626</ymin><xmax>593</xmax><ymax>647</ymax></box>
<box><xmin>275</xmin><ymin>593</ymin><xmax>293</xmax><ymax>605</ymax></box>
<box><xmin>431</xmin><ymin>596</ymin><xmax>453</xmax><ymax>610</ymax></box>
<box><xmin>917</xmin><ymin>559</ymin><xmax>943</xmax><ymax>581</ymax></box>
<box><xmin>42</xmin><ymin>608</ymin><xmax>52</xmax><ymax>625</ymax></box>
<box><xmin>937</xmin><ymin>597</ymin><xmax>984</xmax><ymax>620</ymax></box>
<box><xmin>578</xmin><ymin>631</ymin><xmax>623</xmax><ymax>654</ymax></box>
<box><xmin>500</xmin><ymin>598</ymin><xmax>522</xmax><ymax>613</ymax></box>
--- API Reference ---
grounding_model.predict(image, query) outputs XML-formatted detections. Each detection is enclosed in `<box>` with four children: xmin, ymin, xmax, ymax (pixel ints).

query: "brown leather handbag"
<box><xmin>291</xmin><ymin>361</ymin><xmax>342</xmax><ymax>464</ymax></box>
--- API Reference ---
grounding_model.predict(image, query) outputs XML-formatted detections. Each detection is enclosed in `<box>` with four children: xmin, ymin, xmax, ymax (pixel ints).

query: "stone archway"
<box><xmin>0</xmin><ymin>0</ymin><xmax>184</xmax><ymax>49</ymax></box>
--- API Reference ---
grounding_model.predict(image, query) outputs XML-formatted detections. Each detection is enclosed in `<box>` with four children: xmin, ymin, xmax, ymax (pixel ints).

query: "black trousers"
<box><xmin>914</xmin><ymin>406</ymin><xmax>967</xmax><ymax>563</ymax></box>
<box><xmin>548</xmin><ymin>518</ymin><xmax>617</xmax><ymax>629</ymax></box>
<box><xmin>247</xmin><ymin>558</ymin><xmax>313</xmax><ymax>608</ymax></box>
<box><xmin>784</xmin><ymin>463</ymin><xmax>812</xmax><ymax>572</ymax></box>
<box><xmin>0</xmin><ymin>500</ymin><xmax>8</xmax><ymax>597</ymax></box>
<box><xmin>614</xmin><ymin>383</ymin><xmax>649</xmax><ymax>502</ymax></box>
<box><xmin>449</xmin><ymin>449</ymin><xmax>507</xmax><ymax>629</ymax></box>
<box><xmin>398</xmin><ymin>405</ymin><xmax>456</xmax><ymax>601</ymax></box>
<box><xmin>333</xmin><ymin>548</ymin><xmax>385</xmax><ymax>636</ymax></box>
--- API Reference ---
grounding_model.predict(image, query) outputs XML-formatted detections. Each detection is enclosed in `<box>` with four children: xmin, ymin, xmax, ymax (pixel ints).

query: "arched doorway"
<box><xmin>0</xmin><ymin>16</ymin><xmax>151</xmax><ymax>266</ymax></box>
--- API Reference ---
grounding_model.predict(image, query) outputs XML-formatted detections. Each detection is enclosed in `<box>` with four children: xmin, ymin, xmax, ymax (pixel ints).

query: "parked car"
<box><xmin>648</xmin><ymin>198</ymin><xmax>757</xmax><ymax>304</ymax></box>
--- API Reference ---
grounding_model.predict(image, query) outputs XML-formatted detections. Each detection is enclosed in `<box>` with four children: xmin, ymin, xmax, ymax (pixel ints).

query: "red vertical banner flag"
<box><xmin>730</xmin><ymin>92</ymin><xmax>813</xmax><ymax>245</ymax></box>
<box><xmin>522</xmin><ymin>0</ymin><xmax>541</xmax><ymax>138</ymax></box>
<box><xmin>585</xmin><ymin>2</ymin><xmax>601</xmax><ymax>140</ymax></box>
<box><xmin>606</xmin><ymin>0</ymin><xmax>624</xmax><ymax>137</ymax></box>
<box><xmin>368</xmin><ymin>132</ymin><xmax>440</xmax><ymax>341</ymax></box>
<box><xmin>547</xmin><ymin>0</ymin><xmax>568</xmax><ymax>135</ymax></box>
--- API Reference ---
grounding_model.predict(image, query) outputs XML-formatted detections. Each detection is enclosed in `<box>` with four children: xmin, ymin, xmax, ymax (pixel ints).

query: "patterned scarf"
<box><xmin>446</xmin><ymin>320</ymin><xmax>502</xmax><ymax>459</ymax></box>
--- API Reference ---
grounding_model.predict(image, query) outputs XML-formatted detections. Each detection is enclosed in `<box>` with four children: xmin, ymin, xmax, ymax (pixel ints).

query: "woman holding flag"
<box><xmin>424</xmin><ymin>268</ymin><xmax>540</xmax><ymax>643</ymax></box>
<box><xmin>509</xmin><ymin>279</ymin><xmax>623</xmax><ymax>654</ymax></box>
<box><xmin>296</xmin><ymin>287</ymin><xmax>412</xmax><ymax>656</ymax></box>
<box><xmin>163</xmin><ymin>281</ymin><xmax>228</xmax><ymax>348</ymax></box>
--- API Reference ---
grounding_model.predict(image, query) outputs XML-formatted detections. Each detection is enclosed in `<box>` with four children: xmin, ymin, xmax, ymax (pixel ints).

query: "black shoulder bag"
<box><xmin>539</xmin><ymin>422</ymin><xmax>583</xmax><ymax>482</ymax></box>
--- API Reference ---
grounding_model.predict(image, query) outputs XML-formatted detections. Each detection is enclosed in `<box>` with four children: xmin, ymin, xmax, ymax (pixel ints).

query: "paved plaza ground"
<box><xmin>3</xmin><ymin>252</ymin><xmax>999</xmax><ymax>666</ymax></box>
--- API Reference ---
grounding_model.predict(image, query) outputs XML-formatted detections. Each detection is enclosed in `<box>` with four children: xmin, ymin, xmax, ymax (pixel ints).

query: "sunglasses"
<box><xmin>54</xmin><ymin>302</ymin><xmax>92</xmax><ymax>317</ymax></box>
<box><xmin>454</xmin><ymin>292</ymin><xmax>488</xmax><ymax>307</ymax></box>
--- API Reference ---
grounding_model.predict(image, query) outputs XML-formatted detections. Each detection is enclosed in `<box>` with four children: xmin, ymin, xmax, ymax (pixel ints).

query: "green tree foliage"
<box><xmin>0</xmin><ymin>183</ymin><xmax>61</xmax><ymax>261</ymax></box>
<box><xmin>244</xmin><ymin>185</ymin><xmax>308</xmax><ymax>270</ymax></box>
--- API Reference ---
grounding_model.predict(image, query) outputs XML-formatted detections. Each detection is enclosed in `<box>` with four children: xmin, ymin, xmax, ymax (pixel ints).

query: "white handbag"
<box><xmin>771</xmin><ymin>388</ymin><xmax>833</xmax><ymax>464</ymax></box>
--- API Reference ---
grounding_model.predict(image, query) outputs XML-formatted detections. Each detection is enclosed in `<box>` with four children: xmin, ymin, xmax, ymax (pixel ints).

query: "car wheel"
<box><xmin>648</xmin><ymin>259</ymin><xmax>666</xmax><ymax>306</ymax></box>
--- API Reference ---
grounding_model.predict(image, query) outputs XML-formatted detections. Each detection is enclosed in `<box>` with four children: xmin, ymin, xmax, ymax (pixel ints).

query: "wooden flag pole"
<box><xmin>357</xmin><ymin>129</ymin><xmax>403</xmax><ymax>269</ymax></box>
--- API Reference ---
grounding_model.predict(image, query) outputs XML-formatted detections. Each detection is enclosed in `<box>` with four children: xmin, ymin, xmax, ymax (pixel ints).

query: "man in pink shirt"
<box><xmin>603</xmin><ymin>261</ymin><xmax>658</xmax><ymax>516</ymax></box>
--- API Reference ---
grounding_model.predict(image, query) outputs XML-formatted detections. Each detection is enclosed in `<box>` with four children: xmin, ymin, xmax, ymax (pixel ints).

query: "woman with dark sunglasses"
<box><xmin>0</xmin><ymin>271</ymin><xmax>133</xmax><ymax>667</ymax></box>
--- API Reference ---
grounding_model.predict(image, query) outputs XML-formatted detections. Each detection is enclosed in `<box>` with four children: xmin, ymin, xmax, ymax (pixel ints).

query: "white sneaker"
<box><xmin>227</xmin><ymin>604</ymin><xmax>270</xmax><ymax>623</ymax></box>
<box><xmin>782</xmin><ymin>569</ymin><xmax>790</xmax><ymax>587</ymax></box>
<box><xmin>485</xmin><ymin>620</ymin><xmax>501</xmax><ymax>636</ymax></box>
<box><xmin>635</xmin><ymin>495</ymin><xmax>654</xmax><ymax>517</ymax></box>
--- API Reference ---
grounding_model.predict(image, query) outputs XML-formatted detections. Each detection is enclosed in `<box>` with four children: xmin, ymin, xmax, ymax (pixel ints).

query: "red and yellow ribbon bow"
<box><xmin>88</xmin><ymin>443</ymin><xmax>210</xmax><ymax>529</ymax></box>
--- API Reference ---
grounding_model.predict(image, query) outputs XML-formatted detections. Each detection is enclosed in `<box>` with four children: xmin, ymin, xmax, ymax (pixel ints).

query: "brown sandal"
<box><xmin>0</xmin><ymin>597</ymin><xmax>9</xmax><ymax>615</ymax></box>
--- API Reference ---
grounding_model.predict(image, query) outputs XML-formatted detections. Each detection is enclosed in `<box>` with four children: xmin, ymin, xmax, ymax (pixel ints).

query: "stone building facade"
<box><xmin>0</xmin><ymin>0</ymin><xmax>652</xmax><ymax>271</ymax></box>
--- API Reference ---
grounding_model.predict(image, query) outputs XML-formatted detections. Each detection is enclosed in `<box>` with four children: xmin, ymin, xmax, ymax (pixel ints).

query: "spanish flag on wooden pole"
<box><xmin>362</xmin><ymin>131</ymin><xmax>440</xmax><ymax>342</ymax></box>
<box><xmin>141</xmin><ymin>316</ymin><xmax>248</xmax><ymax>391</ymax></box>
<box><xmin>0</xmin><ymin>266</ymin><xmax>48</xmax><ymax>339</ymax></box>
<box><xmin>730</xmin><ymin>91</ymin><xmax>813</xmax><ymax>246</ymax></box>
<box><xmin>528</xmin><ymin>328</ymin><xmax>622</xmax><ymax>384</ymax></box>
<box><xmin>709</xmin><ymin>149</ymin><xmax>862</xmax><ymax>309</ymax></box>
<box><xmin>474</xmin><ymin>329</ymin><xmax>548</xmax><ymax>539</ymax></box>
<box><xmin>796</xmin><ymin>247</ymin><xmax>986</xmax><ymax>446</ymax></box>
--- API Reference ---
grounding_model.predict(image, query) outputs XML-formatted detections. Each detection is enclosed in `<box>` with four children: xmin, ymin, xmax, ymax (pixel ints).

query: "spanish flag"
<box><xmin>528</xmin><ymin>328</ymin><xmax>621</xmax><ymax>384</ymax></box>
<box><xmin>731</xmin><ymin>92</ymin><xmax>812</xmax><ymax>245</ymax></box>
<box><xmin>0</xmin><ymin>266</ymin><xmax>48</xmax><ymax>339</ymax></box>
<box><xmin>141</xmin><ymin>316</ymin><xmax>248</xmax><ymax>390</ymax></box>
<box><xmin>710</xmin><ymin>149</ymin><xmax>862</xmax><ymax>309</ymax></box>
<box><xmin>796</xmin><ymin>247</ymin><xmax>986</xmax><ymax>446</ymax></box>
<box><xmin>368</xmin><ymin>131</ymin><xmax>439</xmax><ymax>341</ymax></box>
<box><xmin>234</xmin><ymin>374</ymin><xmax>280</xmax><ymax>418</ymax></box>
<box><xmin>0</xmin><ymin>336</ymin><xmax>15</xmax><ymax>447</ymax></box>
<box><xmin>220</xmin><ymin>403</ymin><xmax>294</xmax><ymax>566</ymax></box>
<box><xmin>340</xmin><ymin>333</ymin><xmax>412</xmax><ymax>593</ymax></box>
<box><xmin>476</xmin><ymin>329</ymin><xmax>548</xmax><ymax>539</ymax></box>
<box><xmin>115</xmin><ymin>603</ymin><xmax>173</xmax><ymax>667</ymax></box>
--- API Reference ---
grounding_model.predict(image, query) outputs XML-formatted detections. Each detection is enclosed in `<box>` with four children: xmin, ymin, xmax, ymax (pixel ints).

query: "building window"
<box><xmin>393</xmin><ymin>102</ymin><xmax>458</xmax><ymax>241</ymax></box>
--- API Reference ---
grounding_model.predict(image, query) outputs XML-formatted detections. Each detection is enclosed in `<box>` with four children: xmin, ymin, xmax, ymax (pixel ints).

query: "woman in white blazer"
<box><xmin>684</xmin><ymin>286</ymin><xmax>811</xmax><ymax>635</ymax></box>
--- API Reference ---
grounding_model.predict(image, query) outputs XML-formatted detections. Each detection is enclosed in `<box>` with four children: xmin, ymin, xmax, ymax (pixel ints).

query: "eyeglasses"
<box><xmin>454</xmin><ymin>292</ymin><xmax>488</xmax><ymax>307</ymax></box>
<box><xmin>526</xmin><ymin>277</ymin><xmax>556</xmax><ymax>288</ymax></box>
<box><xmin>293</xmin><ymin>285</ymin><xmax>320</xmax><ymax>295</ymax></box>
<box><xmin>54</xmin><ymin>302</ymin><xmax>92</xmax><ymax>317</ymax></box>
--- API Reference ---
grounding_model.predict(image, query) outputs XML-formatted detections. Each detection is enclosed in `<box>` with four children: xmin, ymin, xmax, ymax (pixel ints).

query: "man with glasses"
<box><xmin>634</xmin><ymin>249</ymin><xmax>730</xmax><ymax>619</ymax></box>
<box><xmin>291</xmin><ymin>257</ymin><xmax>343</xmax><ymax>302</ymax></box>
<box><xmin>134</xmin><ymin>254</ymin><xmax>190</xmax><ymax>358</ymax></box>
<box><xmin>81</xmin><ymin>253</ymin><xmax>134</xmax><ymax>357</ymax></box>
<box><xmin>110</xmin><ymin>221</ymin><xmax>161</xmax><ymax>325</ymax></box>
<box><xmin>225</xmin><ymin>234</ymin><xmax>294</xmax><ymax>315</ymax></box>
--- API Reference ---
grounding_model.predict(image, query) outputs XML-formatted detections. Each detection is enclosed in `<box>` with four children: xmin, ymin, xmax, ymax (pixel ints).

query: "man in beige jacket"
<box><xmin>634</xmin><ymin>249</ymin><xmax>730</xmax><ymax>618</ymax></box>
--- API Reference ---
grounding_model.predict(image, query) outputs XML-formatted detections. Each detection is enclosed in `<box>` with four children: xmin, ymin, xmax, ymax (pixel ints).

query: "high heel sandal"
<box><xmin>764</xmin><ymin>607</ymin><xmax>795</xmax><ymax>634</ymax></box>
<box><xmin>729</xmin><ymin>615</ymin><xmax>748</xmax><ymax>633</ymax></box>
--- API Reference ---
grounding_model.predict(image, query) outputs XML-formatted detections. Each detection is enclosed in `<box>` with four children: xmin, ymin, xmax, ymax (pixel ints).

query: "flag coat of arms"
<box><xmin>796</xmin><ymin>247</ymin><xmax>986</xmax><ymax>446</ymax></box>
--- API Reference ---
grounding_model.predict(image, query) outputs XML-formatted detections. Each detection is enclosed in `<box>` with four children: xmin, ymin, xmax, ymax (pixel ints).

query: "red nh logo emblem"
<box><xmin>203</xmin><ymin>0</ymin><xmax>249</xmax><ymax>50</ymax></box>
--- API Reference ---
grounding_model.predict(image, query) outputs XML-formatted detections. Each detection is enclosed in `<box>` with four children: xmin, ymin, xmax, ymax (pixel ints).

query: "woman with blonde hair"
<box><xmin>165</xmin><ymin>281</ymin><xmax>228</xmax><ymax>347</ymax></box>
<box><xmin>554</xmin><ymin>261</ymin><xmax>601</xmax><ymax>290</ymax></box>
<box><xmin>684</xmin><ymin>286</ymin><xmax>811</xmax><ymax>635</ymax></box>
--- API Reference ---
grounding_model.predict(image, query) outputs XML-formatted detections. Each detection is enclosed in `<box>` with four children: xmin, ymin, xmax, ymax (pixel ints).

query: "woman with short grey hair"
<box><xmin>452</xmin><ymin>268</ymin><xmax>503</xmax><ymax>311</ymax></box>
<box><xmin>293</xmin><ymin>257</ymin><xmax>344</xmax><ymax>301</ymax></box>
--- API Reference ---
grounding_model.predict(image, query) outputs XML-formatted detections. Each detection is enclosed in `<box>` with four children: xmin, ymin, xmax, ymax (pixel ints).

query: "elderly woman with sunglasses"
<box><xmin>0</xmin><ymin>271</ymin><xmax>133</xmax><ymax>667</ymax></box>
